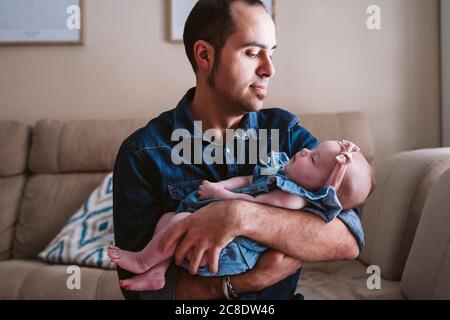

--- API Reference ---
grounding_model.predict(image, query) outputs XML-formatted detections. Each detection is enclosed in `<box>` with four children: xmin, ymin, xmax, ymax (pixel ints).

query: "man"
<box><xmin>113</xmin><ymin>0</ymin><xmax>363</xmax><ymax>300</ymax></box>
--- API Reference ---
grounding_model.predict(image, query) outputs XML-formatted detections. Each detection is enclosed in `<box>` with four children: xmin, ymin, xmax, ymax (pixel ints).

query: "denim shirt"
<box><xmin>113</xmin><ymin>88</ymin><xmax>365</xmax><ymax>300</ymax></box>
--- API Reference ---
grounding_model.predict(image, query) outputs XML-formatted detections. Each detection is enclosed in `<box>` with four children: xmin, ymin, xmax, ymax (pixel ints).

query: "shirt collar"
<box><xmin>173</xmin><ymin>87</ymin><xmax>260</xmax><ymax>135</ymax></box>
<box><xmin>173</xmin><ymin>87</ymin><xmax>196</xmax><ymax>133</ymax></box>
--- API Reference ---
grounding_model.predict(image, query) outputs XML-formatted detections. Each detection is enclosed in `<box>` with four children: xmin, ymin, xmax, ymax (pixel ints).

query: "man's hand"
<box><xmin>159</xmin><ymin>201</ymin><xmax>243</xmax><ymax>275</ymax></box>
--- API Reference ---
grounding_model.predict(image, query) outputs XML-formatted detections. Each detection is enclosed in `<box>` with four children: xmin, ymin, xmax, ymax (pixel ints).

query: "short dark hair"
<box><xmin>183</xmin><ymin>0</ymin><xmax>267</xmax><ymax>73</ymax></box>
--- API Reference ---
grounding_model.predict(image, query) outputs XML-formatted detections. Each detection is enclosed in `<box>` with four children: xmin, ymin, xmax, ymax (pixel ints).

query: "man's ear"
<box><xmin>194</xmin><ymin>40</ymin><xmax>215</xmax><ymax>72</ymax></box>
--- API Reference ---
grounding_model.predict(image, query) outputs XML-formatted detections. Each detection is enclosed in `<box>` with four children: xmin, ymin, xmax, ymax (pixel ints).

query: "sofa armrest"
<box><xmin>359</xmin><ymin>148</ymin><xmax>450</xmax><ymax>281</ymax></box>
<box><xmin>401</xmin><ymin>168</ymin><xmax>450</xmax><ymax>299</ymax></box>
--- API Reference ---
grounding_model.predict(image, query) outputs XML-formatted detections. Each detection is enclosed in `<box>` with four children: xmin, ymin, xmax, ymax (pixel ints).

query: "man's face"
<box><xmin>209</xmin><ymin>2</ymin><xmax>277</xmax><ymax>114</ymax></box>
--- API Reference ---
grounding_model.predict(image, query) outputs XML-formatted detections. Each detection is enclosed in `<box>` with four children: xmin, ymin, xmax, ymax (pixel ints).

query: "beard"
<box><xmin>207</xmin><ymin>62</ymin><xmax>265</xmax><ymax>113</ymax></box>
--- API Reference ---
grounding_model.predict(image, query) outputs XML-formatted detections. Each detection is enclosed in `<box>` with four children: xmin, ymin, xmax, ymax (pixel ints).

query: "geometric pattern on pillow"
<box><xmin>39</xmin><ymin>173</ymin><xmax>116</xmax><ymax>269</ymax></box>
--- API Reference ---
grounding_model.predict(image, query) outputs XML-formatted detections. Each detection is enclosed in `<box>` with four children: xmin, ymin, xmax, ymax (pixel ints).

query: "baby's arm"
<box><xmin>198</xmin><ymin>176</ymin><xmax>252</xmax><ymax>200</ymax></box>
<box><xmin>217</xmin><ymin>176</ymin><xmax>253</xmax><ymax>190</ymax></box>
<box><xmin>200</xmin><ymin>184</ymin><xmax>308</xmax><ymax>211</ymax></box>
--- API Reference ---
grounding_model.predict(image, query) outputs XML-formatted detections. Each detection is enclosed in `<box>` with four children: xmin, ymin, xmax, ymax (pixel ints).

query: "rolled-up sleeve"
<box><xmin>113</xmin><ymin>141</ymin><xmax>177</xmax><ymax>300</ymax></box>
<box><xmin>336</xmin><ymin>208</ymin><xmax>365</xmax><ymax>251</ymax></box>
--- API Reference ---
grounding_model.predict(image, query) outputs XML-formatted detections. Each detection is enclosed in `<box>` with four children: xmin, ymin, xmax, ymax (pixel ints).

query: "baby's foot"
<box><xmin>107</xmin><ymin>244</ymin><xmax>149</xmax><ymax>274</ymax></box>
<box><xmin>119</xmin><ymin>268</ymin><xmax>166</xmax><ymax>292</ymax></box>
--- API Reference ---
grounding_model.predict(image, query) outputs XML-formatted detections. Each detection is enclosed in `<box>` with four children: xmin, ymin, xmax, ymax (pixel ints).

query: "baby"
<box><xmin>108</xmin><ymin>140</ymin><xmax>375</xmax><ymax>291</ymax></box>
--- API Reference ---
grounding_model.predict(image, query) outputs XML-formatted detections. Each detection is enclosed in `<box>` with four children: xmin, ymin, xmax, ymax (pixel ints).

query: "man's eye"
<box><xmin>247</xmin><ymin>52</ymin><xmax>258</xmax><ymax>58</ymax></box>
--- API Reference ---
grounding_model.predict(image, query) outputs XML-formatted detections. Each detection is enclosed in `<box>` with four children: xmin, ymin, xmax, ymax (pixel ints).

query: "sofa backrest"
<box><xmin>401</xmin><ymin>168</ymin><xmax>450</xmax><ymax>299</ymax></box>
<box><xmin>300</xmin><ymin>112</ymin><xmax>375</xmax><ymax>163</ymax></box>
<box><xmin>0</xmin><ymin>121</ymin><xmax>30</xmax><ymax>260</ymax></box>
<box><xmin>360</xmin><ymin>148</ymin><xmax>450</xmax><ymax>281</ymax></box>
<box><xmin>9</xmin><ymin>112</ymin><xmax>375</xmax><ymax>259</ymax></box>
<box><xmin>12</xmin><ymin>119</ymin><xmax>146</xmax><ymax>259</ymax></box>
<box><xmin>27</xmin><ymin>119</ymin><xmax>147</xmax><ymax>173</ymax></box>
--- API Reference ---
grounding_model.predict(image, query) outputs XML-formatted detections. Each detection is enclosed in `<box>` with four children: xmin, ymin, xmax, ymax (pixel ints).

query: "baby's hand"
<box><xmin>198</xmin><ymin>180</ymin><xmax>225</xmax><ymax>200</ymax></box>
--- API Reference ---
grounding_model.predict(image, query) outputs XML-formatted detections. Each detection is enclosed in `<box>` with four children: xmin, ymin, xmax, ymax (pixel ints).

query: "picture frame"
<box><xmin>169</xmin><ymin>0</ymin><xmax>275</xmax><ymax>42</ymax></box>
<box><xmin>0</xmin><ymin>0</ymin><xmax>83</xmax><ymax>45</ymax></box>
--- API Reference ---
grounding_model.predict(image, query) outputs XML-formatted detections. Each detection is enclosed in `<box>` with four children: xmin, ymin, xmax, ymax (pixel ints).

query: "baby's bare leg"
<box><xmin>120</xmin><ymin>248</ymin><xmax>209</xmax><ymax>292</ymax></box>
<box><xmin>155</xmin><ymin>212</ymin><xmax>177</xmax><ymax>233</ymax></box>
<box><xmin>119</xmin><ymin>258</ymin><xmax>172</xmax><ymax>292</ymax></box>
<box><xmin>108</xmin><ymin>211</ymin><xmax>191</xmax><ymax>274</ymax></box>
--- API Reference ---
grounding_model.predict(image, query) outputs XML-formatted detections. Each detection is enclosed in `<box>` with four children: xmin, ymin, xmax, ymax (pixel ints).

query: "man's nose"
<box><xmin>257</xmin><ymin>54</ymin><xmax>275</xmax><ymax>78</ymax></box>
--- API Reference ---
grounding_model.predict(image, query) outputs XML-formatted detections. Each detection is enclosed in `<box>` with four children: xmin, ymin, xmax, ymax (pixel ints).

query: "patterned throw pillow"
<box><xmin>39</xmin><ymin>173</ymin><xmax>115</xmax><ymax>269</ymax></box>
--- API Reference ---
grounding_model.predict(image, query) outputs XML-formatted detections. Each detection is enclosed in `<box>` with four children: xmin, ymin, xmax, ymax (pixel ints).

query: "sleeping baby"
<box><xmin>108</xmin><ymin>139</ymin><xmax>375</xmax><ymax>291</ymax></box>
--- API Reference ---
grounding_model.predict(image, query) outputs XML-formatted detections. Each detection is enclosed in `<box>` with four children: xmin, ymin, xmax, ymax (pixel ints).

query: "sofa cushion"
<box><xmin>13</xmin><ymin>173</ymin><xmax>107</xmax><ymax>258</ymax></box>
<box><xmin>0</xmin><ymin>121</ymin><xmax>30</xmax><ymax>177</ymax></box>
<box><xmin>0</xmin><ymin>259</ymin><xmax>45</xmax><ymax>299</ymax></box>
<box><xmin>0</xmin><ymin>259</ymin><xmax>122</xmax><ymax>299</ymax></box>
<box><xmin>39</xmin><ymin>173</ymin><xmax>115</xmax><ymax>269</ymax></box>
<box><xmin>297</xmin><ymin>260</ymin><xmax>404</xmax><ymax>300</ymax></box>
<box><xmin>28</xmin><ymin>119</ymin><xmax>146</xmax><ymax>174</ymax></box>
<box><xmin>401</xmin><ymin>168</ymin><xmax>450</xmax><ymax>299</ymax></box>
<box><xmin>360</xmin><ymin>148</ymin><xmax>450</xmax><ymax>281</ymax></box>
<box><xmin>300</xmin><ymin>112</ymin><xmax>375</xmax><ymax>163</ymax></box>
<box><xmin>0</xmin><ymin>176</ymin><xmax>27</xmax><ymax>260</ymax></box>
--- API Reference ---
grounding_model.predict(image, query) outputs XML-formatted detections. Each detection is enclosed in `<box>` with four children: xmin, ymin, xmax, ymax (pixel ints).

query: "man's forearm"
<box><xmin>175</xmin><ymin>269</ymin><xmax>223</xmax><ymax>300</ymax></box>
<box><xmin>175</xmin><ymin>268</ymin><xmax>258</xmax><ymax>300</ymax></box>
<box><xmin>175</xmin><ymin>250</ymin><xmax>302</xmax><ymax>300</ymax></box>
<box><xmin>234</xmin><ymin>200</ymin><xmax>360</xmax><ymax>262</ymax></box>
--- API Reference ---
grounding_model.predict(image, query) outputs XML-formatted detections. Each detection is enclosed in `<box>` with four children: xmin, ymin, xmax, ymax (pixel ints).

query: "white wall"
<box><xmin>0</xmin><ymin>0</ymin><xmax>441</xmax><ymax>168</ymax></box>
<box><xmin>443</xmin><ymin>0</ymin><xmax>450</xmax><ymax>147</ymax></box>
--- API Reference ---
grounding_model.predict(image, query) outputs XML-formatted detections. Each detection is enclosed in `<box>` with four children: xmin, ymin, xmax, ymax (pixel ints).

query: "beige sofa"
<box><xmin>1</xmin><ymin>112</ymin><xmax>449</xmax><ymax>300</ymax></box>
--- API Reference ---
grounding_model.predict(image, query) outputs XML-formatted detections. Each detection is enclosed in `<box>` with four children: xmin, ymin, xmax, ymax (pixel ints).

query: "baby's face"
<box><xmin>284</xmin><ymin>140</ymin><xmax>343</xmax><ymax>190</ymax></box>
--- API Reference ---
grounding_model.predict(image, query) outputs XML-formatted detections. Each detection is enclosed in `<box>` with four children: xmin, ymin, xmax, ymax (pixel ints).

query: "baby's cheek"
<box><xmin>305</xmin><ymin>171</ymin><xmax>325</xmax><ymax>190</ymax></box>
<box><xmin>296</xmin><ymin>172</ymin><xmax>314</xmax><ymax>188</ymax></box>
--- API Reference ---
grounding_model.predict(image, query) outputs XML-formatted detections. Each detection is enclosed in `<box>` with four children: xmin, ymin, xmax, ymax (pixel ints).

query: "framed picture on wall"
<box><xmin>169</xmin><ymin>0</ymin><xmax>275</xmax><ymax>42</ymax></box>
<box><xmin>0</xmin><ymin>0</ymin><xmax>83</xmax><ymax>45</ymax></box>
